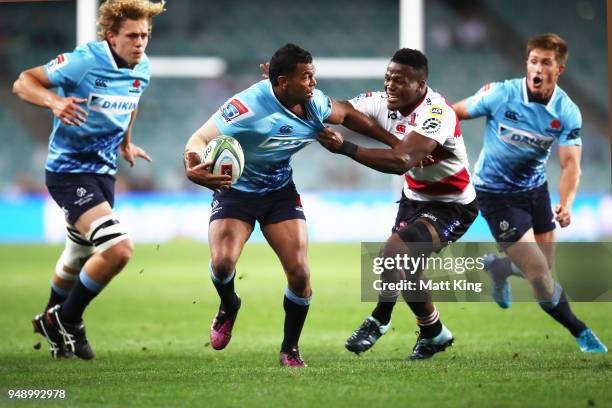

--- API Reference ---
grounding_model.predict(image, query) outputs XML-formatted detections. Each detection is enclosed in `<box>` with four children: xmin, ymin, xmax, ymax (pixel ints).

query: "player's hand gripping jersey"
<box><xmin>466</xmin><ymin>78</ymin><xmax>582</xmax><ymax>193</ymax></box>
<box><xmin>213</xmin><ymin>80</ymin><xmax>332</xmax><ymax>193</ymax></box>
<box><xmin>44</xmin><ymin>41</ymin><xmax>150</xmax><ymax>175</ymax></box>
<box><xmin>350</xmin><ymin>90</ymin><xmax>475</xmax><ymax>204</ymax></box>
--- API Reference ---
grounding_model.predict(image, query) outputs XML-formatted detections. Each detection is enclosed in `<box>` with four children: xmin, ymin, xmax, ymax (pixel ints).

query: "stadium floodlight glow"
<box><xmin>148</xmin><ymin>57</ymin><xmax>227</xmax><ymax>78</ymax></box>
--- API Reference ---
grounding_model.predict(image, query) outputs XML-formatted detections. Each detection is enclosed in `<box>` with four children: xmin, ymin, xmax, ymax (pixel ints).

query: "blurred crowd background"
<box><xmin>0</xmin><ymin>0</ymin><xmax>609</xmax><ymax>195</ymax></box>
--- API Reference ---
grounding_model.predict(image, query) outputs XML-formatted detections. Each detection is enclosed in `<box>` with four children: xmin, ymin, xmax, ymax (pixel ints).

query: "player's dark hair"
<box><xmin>269</xmin><ymin>43</ymin><xmax>313</xmax><ymax>86</ymax></box>
<box><xmin>391</xmin><ymin>48</ymin><xmax>428</xmax><ymax>79</ymax></box>
<box><xmin>527</xmin><ymin>33</ymin><xmax>568</xmax><ymax>65</ymax></box>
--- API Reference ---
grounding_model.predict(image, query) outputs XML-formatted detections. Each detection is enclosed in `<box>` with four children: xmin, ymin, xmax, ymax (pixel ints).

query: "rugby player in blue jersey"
<box><xmin>453</xmin><ymin>33</ymin><xmax>606</xmax><ymax>352</ymax></box>
<box><xmin>184</xmin><ymin>43</ymin><xmax>400</xmax><ymax>367</ymax></box>
<box><xmin>13</xmin><ymin>0</ymin><xmax>165</xmax><ymax>359</ymax></box>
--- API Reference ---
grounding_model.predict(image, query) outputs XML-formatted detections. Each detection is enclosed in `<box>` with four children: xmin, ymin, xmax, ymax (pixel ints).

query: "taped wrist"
<box><xmin>338</xmin><ymin>140</ymin><xmax>358</xmax><ymax>158</ymax></box>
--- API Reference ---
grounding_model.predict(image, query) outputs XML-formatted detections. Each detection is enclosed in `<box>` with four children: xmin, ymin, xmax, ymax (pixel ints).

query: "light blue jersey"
<box><xmin>466</xmin><ymin>78</ymin><xmax>581</xmax><ymax>193</ymax></box>
<box><xmin>212</xmin><ymin>80</ymin><xmax>332</xmax><ymax>193</ymax></box>
<box><xmin>44</xmin><ymin>41</ymin><xmax>150</xmax><ymax>175</ymax></box>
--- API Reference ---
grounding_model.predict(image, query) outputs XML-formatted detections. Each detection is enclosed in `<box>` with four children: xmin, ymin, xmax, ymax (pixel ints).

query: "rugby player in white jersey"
<box><xmin>318</xmin><ymin>48</ymin><xmax>478</xmax><ymax>360</ymax></box>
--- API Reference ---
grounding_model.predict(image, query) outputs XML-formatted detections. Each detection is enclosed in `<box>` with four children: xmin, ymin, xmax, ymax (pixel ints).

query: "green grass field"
<box><xmin>1</xmin><ymin>243</ymin><xmax>610</xmax><ymax>407</ymax></box>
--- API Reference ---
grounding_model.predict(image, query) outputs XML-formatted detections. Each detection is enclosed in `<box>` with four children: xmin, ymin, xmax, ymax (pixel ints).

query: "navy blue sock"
<box><xmin>46</xmin><ymin>283</ymin><xmax>70</xmax><ymax>312</ymax></box>
<box><xmin>209</xmin><ymin>264</ymin><xmax>239</xmax><ymax>313</ymax></box>
<box><xmin>371</xmin><ymin>301</ymin><xmax>396</xmax><ymax>325</ymax></box>
<box><xmin>60</xmin><ymin>270</ymin><xmax>105</xmax><ymax>323</ymax></box>
<box><xmin>541</xmin><ymin>290</ymin><xmax>587</xmax><ymax>337</ymax></box>
<box><xmin>281</xmin><ymin>288</ymin><xmax>310</xmax><ymax>352</ymax></box>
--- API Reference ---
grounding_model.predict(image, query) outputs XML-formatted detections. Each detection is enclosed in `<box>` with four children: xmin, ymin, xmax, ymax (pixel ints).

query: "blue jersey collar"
<box><xmin>101</xmin><ymin>40</ymin><xmax>145</xmax><ymax>71</ymax></box>
<box><xmin>102</xmin><ymin>41</ymin><xmax>119</xmax><ymax>70</ymax></box>
<box><xmin>266</xmin><ymin>80</ymin><xmax>314</xmax><ymax>123</ymax></box>
<box><xmin>521</xmin><ymin>77</ymin><xmax>558</xmax><ymax>108</ymax></box>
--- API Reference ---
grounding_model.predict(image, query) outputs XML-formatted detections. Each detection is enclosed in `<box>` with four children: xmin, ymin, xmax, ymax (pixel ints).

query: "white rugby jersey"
<box><xmin>349</xmin><ymin>89</ymin><xmax>476</xmax><ymax>204</ymax></box>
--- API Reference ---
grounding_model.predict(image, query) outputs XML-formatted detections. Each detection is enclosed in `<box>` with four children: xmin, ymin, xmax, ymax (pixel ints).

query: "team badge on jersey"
<box><xmin>46</xmin><ymin>54</ymin><xmax>69</xmax><ymax>73</ymax></box>
<box><xmin>430</xmin><ymin>106</ymin><xmax>444</xmax><ymax>116</ymax></box>
<box><xmin>422</xmin><ymin>117</ymin><xmax>442</xmax><ymax>134</ymax></box>
<box><xmin>221</xmin><ymin>98</ymin><xmax>254</xmax><ymax>123</ymax></box>
<box><xmin>129</xmin><ymin>79</ymin><xmax>142</xmax><ymax>94</ymax></box>
<box><xmin>279</xmin><ymin>125</ymin><xmax>293</xmax><ymax>134</ymax></box>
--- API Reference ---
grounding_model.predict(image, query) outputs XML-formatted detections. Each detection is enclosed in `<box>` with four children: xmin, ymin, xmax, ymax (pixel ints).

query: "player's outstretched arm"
<box><xmin>555</xmin><ymin>145</ymin><xmax>582</xmax><ymax>227</ymax></box>
<box><xmin>326</xmin><ymin>99</ymin><xmax>399</xmax><ymax>148</ymax></box>
<box><xmin>452</xmin><ymin>99</ymin><xmax>472</xmax><ymax>121</ymax></box>
<box><xmin>12</xmin><ymin>66</ymin><xmax>88</xmax><ymax>126</ymax></box>
<box><xmin>184</xmin><ymin>117</ymin><xmax>232</xmax><ymax>191</ymax></box>
<box><xmin>318</xmin><ymin>127</ymin><xmax>437</xmax><ymax>175</ymax></box>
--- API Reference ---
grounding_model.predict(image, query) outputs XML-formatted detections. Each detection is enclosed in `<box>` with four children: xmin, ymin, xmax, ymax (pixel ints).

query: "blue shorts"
<box><xmin>476</xmin><ymin>182</ymin><xmax>555</xmax><ymax>245</ymax></box>
<box><xmin>45</xmin><ymin>170</ymin><xmax>115</xmax><ymax>225</ymax></box>
<box><xmin>209</xmin><ymin>182</ymin><xmax>305</xmax><ymax>227</ymax></box>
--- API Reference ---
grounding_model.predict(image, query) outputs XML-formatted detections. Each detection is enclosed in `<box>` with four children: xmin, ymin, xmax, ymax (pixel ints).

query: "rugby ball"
<box><xmin>203</xmin><ymin>135</ymin><xmax>245</xmax><ymax>184</ymax></box>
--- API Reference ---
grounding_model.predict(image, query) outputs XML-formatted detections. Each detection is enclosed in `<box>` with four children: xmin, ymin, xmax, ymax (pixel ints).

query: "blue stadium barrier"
<box><xmin>0</xmin><ymin>192</ymin><xmax>610</xmax><ymax>243</ymax></box>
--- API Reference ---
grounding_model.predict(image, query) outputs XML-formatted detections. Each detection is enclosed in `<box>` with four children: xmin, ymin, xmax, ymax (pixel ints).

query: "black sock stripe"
<box><xmin>89</xmin><ymin>219</ymin><xmax>119</xmax><ymax>242</ymax></box>
<box><xmin>92</xmin><ymin>232</ymin><xmax>126</xmax><ymax>247</ymax></box>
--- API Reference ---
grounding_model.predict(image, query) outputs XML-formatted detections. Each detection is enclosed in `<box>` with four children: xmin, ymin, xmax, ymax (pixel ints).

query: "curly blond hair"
<box><xmin>97</xmin><ymin>0</ymin><xmax>166</xmax><ymax>40</ymax></box>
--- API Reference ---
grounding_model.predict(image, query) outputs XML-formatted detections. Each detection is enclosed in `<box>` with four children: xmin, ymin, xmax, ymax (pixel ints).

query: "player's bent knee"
<box><xmin>58</xmin><ymin>226</ymin><xmax>95</xmax><ymax>276</ymax></box>
<box><xmin>101</xmin><ymin>239</ymin><xmax>133</xmax><ymax>269</ymax></box>
<box><xmin>210</xmin><ymin>255</ymin><xmax>237</xmax><ymax>279</ymax></box>
<box><xmin>517</xmin><ymin>256</ymin><xmax>549</xmax><ymax>279</ymax></box>
<box><xmin>285</xmin><ymin>260</ymin><xmax>310</xmax><ymax>279</ymax></box>
<box><xmin>525</xmin><ymin>269</ymin><xmax>551</xmax><ymax>286</ymax></box>
<box><xmin>86</xmin><ymin>214</ymin><xmax>131</xmax><ymax>267</ymax></box>
<box><xmin>286</xmin><ymin>263</ymin><xmax>310</xmax><ymax>291</ymax></box>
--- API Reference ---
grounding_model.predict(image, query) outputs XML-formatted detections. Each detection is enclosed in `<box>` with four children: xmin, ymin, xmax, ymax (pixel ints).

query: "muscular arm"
<box><xmin>183</xmin><ymin>117</ymin><xmax>232</xmax><ymax>190</ymax></box>
<box><xmin>318</xmin><ymin>128</ymin><xmax>438</xmax><ymax>175</ymax></box>
<box><xmin>555</xmin><ymin>145</ymin><xmax>582</xmax><ymax>227</ymax></box>
<box><xmin>325</xmin><ymin>99</ymin><xmax>399</xmax><ymax>148</ymax></box>
<box><xmin>185</xmin><ymin>117</ymin><xmax>221</xmax><ymax>158</ymax></box>
<box><xmin>13</xmin><ymin>66</ymin><xmax>57</xmax><ymax>107</ymax></box>
<box><xmin>452</xmin><ymin>98</ymin><xmax>473</xmax><ymax>121</ymax></box>
<box><xmin>12</xmin><ymin>66</ymin><xmax>87</xmax><ymax>126</ymax></box>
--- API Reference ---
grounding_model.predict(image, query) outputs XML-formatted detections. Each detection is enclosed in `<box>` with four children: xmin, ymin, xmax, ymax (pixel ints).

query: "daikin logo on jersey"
<box><xmin>88</xmin><ymin>94</ymin><xmax>139</xmax><ymax>114</ymax></box>
<box><xmin>499</xmin><ymin>124</ymin><xmax>554</xmax><ymax>149</ymax></box>
<box><xmin>259</xmin><ymin>136</ymin><xmax>312</xmax><ymax>149</ymax></box>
